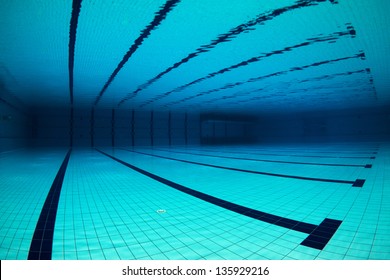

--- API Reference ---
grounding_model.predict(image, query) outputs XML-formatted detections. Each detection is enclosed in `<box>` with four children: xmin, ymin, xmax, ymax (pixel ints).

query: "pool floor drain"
<box><xmin>156</xmin><ymin>209</ymin><xmax>166</xmax><ymax>214</ymax></box>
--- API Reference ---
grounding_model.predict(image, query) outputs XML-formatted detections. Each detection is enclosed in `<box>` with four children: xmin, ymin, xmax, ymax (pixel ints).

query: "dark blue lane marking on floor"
<box><xmin>237</xmin><ymin>147</ymin><xmax>378</xmax><ymax>155</ymax></box>
<box><xmin>96</xmin><ymin>148</ymin><xmax>342</xmax><ymax>250</ymax></box>
<box><xmin>182</xmin><ymin>147</ymin><xmax>376</xmax><ymax>160</ymax></box>
<box><xmin>352</xmin><ymin>179</ymin><xmax>365</xmax><ymax>187</ymax></box>
<box><xmin>151</xmin><ymin>148</ymin><xmax>371</xmax><ymax>168</ymax></box>
<box><xmin>274</xmin><ymin>153</ymin><xmax>375</xmax><ymax>159</ymax></box>
<box><xmin>301</xmin><ymin>218</ymin><xmax>342</xmax><ymax>250</ymax></box>
<box><xmin>118</xmin><ymin>148</ymin><xmax>365</xmax><ymax>187</ymax></box>
<box><xmin>28</xmin><ymin>149</ymin><xmax>72</xmax><ymax>260</ymax></box>
<box><xmin>241</xmin><ymin>148</ymin><xmax>377</xmax><ymax>157</ymax></box>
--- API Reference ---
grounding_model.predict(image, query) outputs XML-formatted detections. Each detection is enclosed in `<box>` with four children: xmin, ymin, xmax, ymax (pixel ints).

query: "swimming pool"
<box><xmin>1</xmin><ymin>142</ymin><xmax>389</xmax><ymax>260</ymax></box>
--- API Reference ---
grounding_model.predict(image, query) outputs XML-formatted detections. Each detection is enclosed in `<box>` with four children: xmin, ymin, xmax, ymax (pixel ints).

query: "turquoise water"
<box><xmin>1</xmin><ymin>143</ymin><xmax>389</xmax><ymax>260</ymax></box>
<box><xmin>1</xmin><ymin>0</ymin><xmax>389</xmax><ymax>261</ymax></box>
<box><xmin>1</xmin><ymin>0</ymin><xmax>388</xmax><ymax>111</ymax></box>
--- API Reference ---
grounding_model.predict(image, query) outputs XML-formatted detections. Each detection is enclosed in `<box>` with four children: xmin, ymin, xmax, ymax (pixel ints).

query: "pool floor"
<box><xmin>0</xmin><ymin>143</ymin><xmax>389</xmax><ymax>260</ymax></box>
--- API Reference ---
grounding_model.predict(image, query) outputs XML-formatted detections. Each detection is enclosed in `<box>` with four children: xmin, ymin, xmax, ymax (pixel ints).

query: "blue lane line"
<box><xmin>68</xmin><ymin>0</ymin><xmax>82</xmax><ymax>105</ymax></box>
<box><xmin>237</xmin><ymin>146</ymin><xmax>378</xmax><ymax>155</ymax></box>
<box><xmin>152</xmin><ymin>148</ymin><xmax>372</xmax><ymax>168</ymax></box>
<box><xmin>118</xmin><ymin>148</ymin><xmax>365</xmax><ymax>187</ymax></box>
<box><xmin>28</xmin><ymin>149</ymin><xmax>72</xmax><ymax>260</ymax></box>
<box><xmin>182</xmin><ymin>147</ymin><xmax>376</xmax><ymax>159</ymax></box>
<box><xmin>301</xmin><ymin>218</ymin><xmax>342</xmax><ymax>250</ymax></box>
<box><xmin>98</xmin><ymin>0</ymin><xmax>182</xmax><ymax>106</ymax></box>
<box><xmin>96</xmin><ymin>148</ymin><xmax>342</xmax><ymax>250</ymax></box>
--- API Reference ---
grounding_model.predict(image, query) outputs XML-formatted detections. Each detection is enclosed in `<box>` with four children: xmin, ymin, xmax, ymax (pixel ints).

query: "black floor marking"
<box><xmin>96</xmin><ymin>148</ymin><xmax>342</xmax><ymax>250</ymax></box>
<box><xmin>151</xmin><ymin>148</ymin><xmax>371</xmax><ymax>168</ymax></box>
<box><xmin>120</xmin><ymin>149</ymin><xmax>365</xmax><ymax>187</ymax></box>
<box><xmin>352</xmin><ymin>179</ymin><xmax>365</xmax><ymax>187</ymax></box>
<box><xmin>213</xmin><ymin>143</ymin><xmax>376</xmax><ymax>154</ymax></box>
<box><xmin>68</xmin><ymin>0</ymin><xmax>82</xmax><ymax>105</ymax></box>
<box><xmin>183</xmin><ymin>147</ymin><xmax>375</xmax><ymax>160</ymax></box>
<box><xmin>228</xmin><ymin>145</ymin><xmax>378</xmax><ymax>155</ymax></box>
<box><xmin>300</xmin><ymin>218</ymin><xmax>342</xmax><ymax>250</ymax></box>
<box><xmin>118</xmin><ymin>0</ymin><xmax>336</xmax><ymax>106</ymax></box>
<box><xmin>28</xmin><ymin>149</ymin><xmax>72</xmax><ymax>260</ymax></box>
<box><xmin>118</xmin><ymin>148</ymin><xmax>365</xmax><ymax>187</ymax></box>
<box><xmin>171</xmin><ymin>145</ymin><xmax>380</xmax><ymax>152</ymax></box>
<box><xmin>94</xmin><ymin>0</ymin><xmax>181</xmax><ymax>106</ymax></box>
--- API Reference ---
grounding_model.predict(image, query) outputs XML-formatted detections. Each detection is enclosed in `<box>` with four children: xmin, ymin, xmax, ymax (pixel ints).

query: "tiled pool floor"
<box><xmin>0</xmin><ymin>143</ymin><xmax>389</xmax><ymax>259</ymax></box>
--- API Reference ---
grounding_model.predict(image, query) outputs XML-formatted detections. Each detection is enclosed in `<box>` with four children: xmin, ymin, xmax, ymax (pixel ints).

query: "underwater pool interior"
<box><xmin>0</xmin><ymin>0</ymin><xmax>389</xmax><ymax>260</ymax></box>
